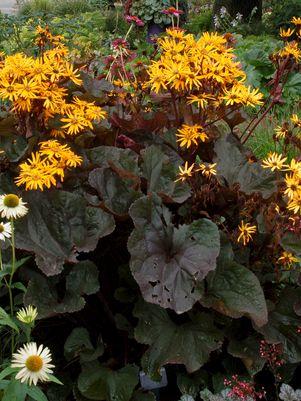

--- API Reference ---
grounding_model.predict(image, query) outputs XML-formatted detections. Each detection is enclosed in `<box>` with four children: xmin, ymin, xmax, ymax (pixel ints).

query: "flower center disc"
<box><xmin>3</xmin><ymin>194</ymin><xmax>20</xmax><ymax>208</ymax></box>
<box><xmin>25</xmin><ymin>355</ymin><xmax>43</xmax><ymax>372</ymax></box>
<box><xmin>0</xmin><ymin>224</ymin><xmax>3</xmax><ymax>233</ymax></box>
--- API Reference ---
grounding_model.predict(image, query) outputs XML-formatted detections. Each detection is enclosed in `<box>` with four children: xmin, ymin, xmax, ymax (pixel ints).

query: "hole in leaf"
<box><xmin>149</xmin><ymin>281</ymin><xmax>157</xmax><ymax>287</ymax></box>
<box><xmin>191</xmin><ymin>287</ymin><xmax>195</xmax><ymax>294</ymax></box>
<box><xmin>164</xmin><ymin>285</ymin><xmax>170</xmax><ymax>292</ymax></box>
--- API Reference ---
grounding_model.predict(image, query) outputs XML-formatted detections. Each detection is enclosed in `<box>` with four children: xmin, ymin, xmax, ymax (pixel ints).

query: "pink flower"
<box><xmin>125</xmin><ymin>15</ymin><xmax>144</xmax><ymax>26</ymax></box>
<box><xmin>112</xmin><ymin>38</ymin><xmax>129</xmax><ymax>50</ymax></box>
<box><xmin>224</xmin><ymin>375</ymin><xmax>265</xmax><ymax>401</ymax></box>
<box><xmin>162</xmin><ymin>7</ymin><xmax>184</xmax><ymax>16</ymax></box>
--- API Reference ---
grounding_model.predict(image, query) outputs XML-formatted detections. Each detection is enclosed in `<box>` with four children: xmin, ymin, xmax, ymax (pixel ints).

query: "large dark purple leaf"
<box><xmin>16</xmin><ymin>190</ymin><xmax>115</xmax><ymax>276</ymax></box>
<box><xmin>128</xmin><ymin>195</ymin><xmax>220</xmax><ymax>314</ymax></box>
<box><xmin>141</xmin><ymin>145</ymin><xmax>191</xmax><ymax>203</ymax></box>
<box><xmin>214</xmin><ymin>134</ymin><xmax>277</xmax><ymax>199</ymax></box>
<box><xmin>203</xmin><ymin>238</ymin><xmax>268</xmax><ymax>327</ymax></box>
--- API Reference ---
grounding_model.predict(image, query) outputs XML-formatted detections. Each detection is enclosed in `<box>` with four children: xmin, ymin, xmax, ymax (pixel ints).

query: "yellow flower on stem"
<box><xmin>197</xmin><ymin>163</ymin><xmax>217</xmax><ymax>178</ymax></box>
<box><xmin>277</xmin><ymin>251</ymin><xmax>298</xmax><ymax>269</ymax></box>
<box><xmin>291</xmin><ymin>114</ymin><xmax>301</xmax><ymax>127</ymax></box>
<box><xmin>284</xmin><ymin>174</ymin><xmax>301</xmax><ymax>199</ymax></box>
<box><xmin>284</xmin><ymin>159</ymin><xmax>301</xmax><ymax>176</ymax></box>
<box><xmin>14</xmin><ymin>77</ymin><xmax>40</xmax><ymax>100</ymax></box>
<box><xmin>279</xmin><ymin>42</ymin><xmax>301</xmax><ymax>62</ymax></box>
<box><xmin>175</xmin><ymin>162</ymin><xmax>194</xmax><ymax>182</ymax></box>
<box><xmin>274</xmin><ymin>126</ymin><xmax>289</xmax><ymax>139</ymax></box>
<box><xmin>60</xmin><ymin>112</ymin><xmax>91</xmax><ymax>135</ymax></box>
<box><xmin>177</xmin><ymin>124</ymin><xmax>207</xmax><ymax>148</ymax></box>
<box><xmin>291</xmin><ymin>17</ymin><xmax>301</xmax><ymax>26</ymax></box>
<box><xmin>0</xmin><ymin>79</ymin><xmax>18</xmax><ymax>102</ymax></box>
<box><xmin>279</xmin><ymin>27</ymin><xmax>295</xmax><ymax>39</ymax></box>
<box><xmin>261</xmin><ymin>152</ymin><xmax>287</xmax><ymax>171</ymax></box>
<box><xmin>187</xmin><ymin>94</ymin><xmax>215</xmax><ymax>109</ymax></box>
<box><xmin>287</xmin><ymin>191</ymin><xmax>301</xmax><ymax>214</ymax></box>
<box><xmin>63</xmin><ymin>62</ymin><xmax>82</xmax><ymax>86</ymax></box>
<box><xmin>237</xmin><ymin>221</ymin><xmax>257</xmax><ymax>246</ymax></box>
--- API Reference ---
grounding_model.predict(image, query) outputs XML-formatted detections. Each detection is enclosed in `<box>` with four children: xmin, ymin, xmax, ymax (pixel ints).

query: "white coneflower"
<box><xmin>11</xmin><ymin>343</ymin><xmax>54</xmax><ymax>386</ymax></box>
<box><xmin>0</xmin><ymin>221</ymin><xmax>11</xmax><ymax>241</ymax></box>
<box><xmin>16</xmin><ymin>306</ymin><xmax>38</xmax><ymax>324</ymax></box>
<box><xmin>0</xmin><ymin>194</ymin><xmax>28</xmax><ymax>219</ymax></box>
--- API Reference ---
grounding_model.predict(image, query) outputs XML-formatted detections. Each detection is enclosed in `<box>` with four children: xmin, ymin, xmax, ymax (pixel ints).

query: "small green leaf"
<box><xmin>10</xmin><ymin>282</ymin><xmax>27</xmax><ymax>292</ymax></box>
<box><xmin>0</xmin><ymin>367</ymin><xmax>19</xmax><ymax>381</ymax></box>
<box><xmin>0</xmin><ymin>307</ymin><xmax>19</xmax><ymax>332</ymax></box>
<box><xmin>26</xmin><ymin>386</ymin><xmax>49</xmax><ymax>401</ymax></box>
<box><xmin>47</xmin><ymin>374</ymin><xmax>63</xmax><ymax>385</ymax></box>
<box><xmin>2</xmin><ymin>379</ymin><xmax>27</xmax><ymax>401</ymax></box>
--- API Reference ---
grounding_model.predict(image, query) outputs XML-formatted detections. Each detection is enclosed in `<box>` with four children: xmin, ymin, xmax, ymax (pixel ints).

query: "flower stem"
<box><xmin>8</xmin><ymin>218</ymin><xmax>16</xmax><ymax>352</ymax></box>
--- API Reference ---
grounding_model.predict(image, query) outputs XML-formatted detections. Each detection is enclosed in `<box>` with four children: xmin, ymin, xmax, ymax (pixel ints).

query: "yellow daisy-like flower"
<box><xmin>14</xmin><ymin>77</ymin><xmax>40</xmax><ymax>100</ymax></box>
<box><xmin>175</xmin><ymin>162</ymin><xmax>194</xmax><ymax>182</ymax></box>
<box><xmin>11</xmin><ymin>342</ymin><xmax>54</xmax><ymax>386</ymax></box>
<box><xmin>277</xmin><ymin>251</ymin><xmax>298</xmax><ymax>269</ymax></box>
<box><xmin>291</xmin><ymin>17</ymin><xmax>301</xmax><ymax>26</ymax></box>
<box><xmin>279</xmin><ymin>42</ymin><xmax>301</xmax><ymax>62</ymax></box>
<box><xmin>17</xmin><ymin>305</ymin><xmax>38</xmax><ymax>324</ymax></box>
<box><xmin>274</xmin><ymin>126</ymin><xmax>289</xmax><ymax>139</ymax></box>
<box><xmin>60</xmin><ymin>112</ymin><xmax>90</xmax><ymax>135</ymax></box>
<box><xmin>291</xmin><ymin>114</ymin><xmax>301</xmax><ymax>127</ymax></box>
<box><xmin>284</xmin><ymin>174</ymin><xmax>301</xmax><ymax>199</ymax></box>
<box><xmin>177</xmin><ymin>124</ymin><xmax>208</xmax><ymax>148</ymax></box>
<box><xmin>187</xmin><ymin>94</ymin><xmax>215</xmax><ymax>109</ymax></box>
<box><xmin>237</xmin><ymin>221</ymin><xmax>257</xmax><ymax>246</ymax></box>
<box><xmin>287</xmin><ymin>191</ymin><xmax>301</xmax><ymax>214</ymax></box>
<box><xmin>279</xmin><ymin>27</ymin><xmax>295</xmax><ymax>39</ymax></box>
<box><xmin>284</xmin><ymin>159</ymin><xmax>301</xmax><ymax>176</ymax></box>
<box><xmin>197</xmin><ymin>163</ymin><xmax>217</xmax><ymax>178</ymax></box>
<box><xmin>261</xmin><ymin>152</ymin><xmax>287</xmax><ymax>171</ymax></box>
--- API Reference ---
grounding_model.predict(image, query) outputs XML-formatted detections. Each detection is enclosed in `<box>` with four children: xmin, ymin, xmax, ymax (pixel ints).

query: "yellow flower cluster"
<box><xmin>262</xmin><ymin>154</ymin><xmax>301</xmax><ymax>216</ymax></box>
<box><xmin>276</xmin><ymin>17</ymin><xmax>301</xmax><ymax>61</ymax></box>
<box><xmin>35</xmin><ymin>25</ymin><xmax>65</xmax><ymax>49</ymax></box>
<box><xmin>0</xmin><ymin>51</ymin><xmax>80</xmax><ymax>115</ymax></box>
<box><xmin>16</xmin><ymin>140</ymin><xmax>82</xmax><ymax>191</ymax></box>
<box><xmin>147</xmin><ymin>29</ymin><xmax>263</xmax><ymax>108</ymax></box>
<box><xmin>0</xmin><ymin>28</ymin><xmax>106</xmax><ymax>135</ymax></box>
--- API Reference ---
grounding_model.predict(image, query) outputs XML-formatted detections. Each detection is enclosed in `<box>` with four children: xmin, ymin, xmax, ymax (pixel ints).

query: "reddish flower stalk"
<box><xmin>224</xmin><ymin>375</ymin><xmax>265</xmax><ymax>400</ymax></box>
<box><xmin>259</xmin><ymin>340</ymin><xmax>284</xmax><ymax>381</ymax></box>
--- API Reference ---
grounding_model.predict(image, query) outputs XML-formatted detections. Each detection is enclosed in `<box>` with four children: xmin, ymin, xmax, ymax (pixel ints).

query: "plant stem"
<box><xmin>8</xmin><ymin>218</ymin><xmax>16</xmax><ymax>352</ymax></box>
